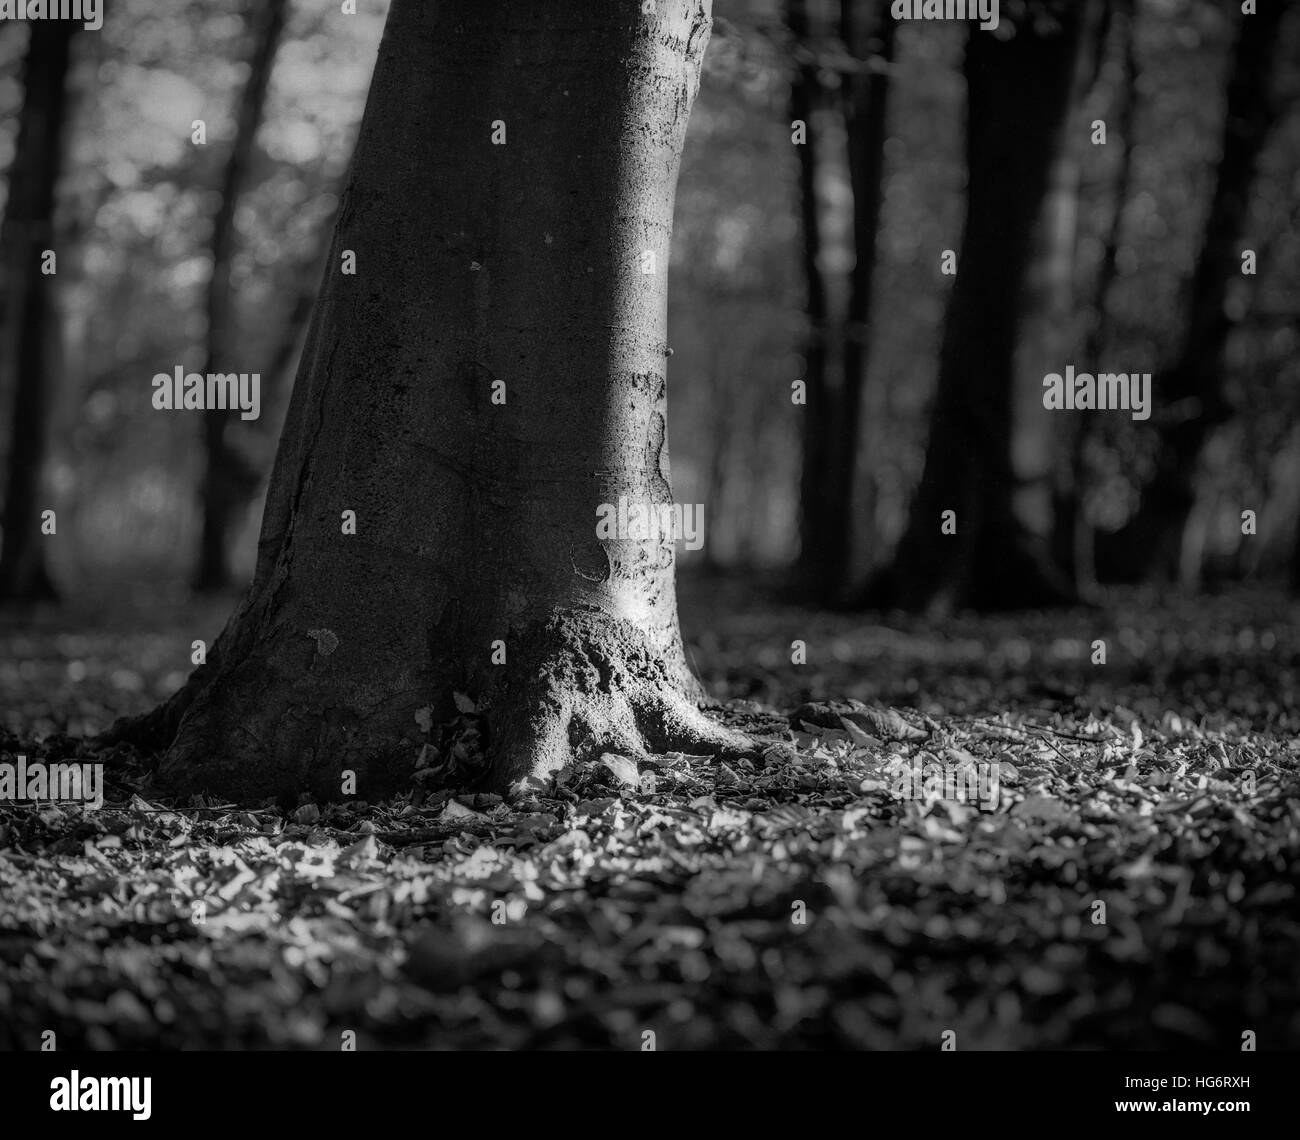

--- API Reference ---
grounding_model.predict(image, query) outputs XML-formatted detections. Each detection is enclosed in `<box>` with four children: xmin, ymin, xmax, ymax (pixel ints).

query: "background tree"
<box><xmin>194</xmin><ymin>0</ymin><xmax>291</xmax><ymax>593</ymax></box>
<box><xmin>786</xmin><ymin>0</ymin><xmax>894</xmax><ymax>602</ymax></box>
<box><xmin>881</xmin><ymin>4</ymin><xmax>1085</xmax><ymax>614</ymax></box>
<box><xmin>1096</xmin><ymin>0</ymin><xmax>1289</xmax><ymax>584</ymax></box>
<box><xmin>0</xmin><ymin>22</ymin><xmax>79</xmax><ymax>605</ymax></box>
<box><xmin>1051</xmin><ymin>0</ymin><xmax>1139</xmax><ymax>594</ymax></box>
<box><xmin>825</xmin><ymin>0</ymin><xmax>894</xmax><ymax>603</ymax></box>
<box><xmin>1007</xmin><ymin>0</ymin><xmax>1107</xmax><ymax>600</ymax></box>
<box><xmin>786</xmin><ymin>0</ymin><xmax>835</xmax><ymax>596</ymax></box>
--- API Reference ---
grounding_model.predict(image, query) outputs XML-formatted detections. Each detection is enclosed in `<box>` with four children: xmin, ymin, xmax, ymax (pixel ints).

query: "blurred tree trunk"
<box><xmin>1292</xmin><ymin>511</ymin><xmax>1300</xmax><ymax>595</ymax></box>
<box><xmin>0</xmin><ymin>22</ymin><xmax>78</xmax><ymax>606</ymax></box>
<box><xmin>194</xmin><ymin>0</ymin><xmax>290</xmax><ymax>593</ymax></box>
<box><xmin>789</xmin><ymin>0</ymin><xmax>894</xmax><ymax>603</ymax></box>
<box><xmin>107</xmin><ymin>0</ymin><xmax>749</xmax><ymax>806</ymax></box>
<box><xmin>1076</xmin><ymin>0</ymin><xmax>1136</xmax><ymax>292</ymax></box>
<box><xmin>1014</xmin><ymin>0</ymin><xmax>1106</xmax><ymax>602</ymax></box>
<box><xmin>825</xmin><ymin>0</ymin><xmax>894</xmax><ymax>601</ymax></box>
<box><xmin>1096</xmin><ymin>2</ymin><xmax>1287</xmax><ymax>583</ymax></box>
<box><xmin>884</xmin><ymin>6</ymin><xmax>1084</xmax><ymax>614</ymax></box>
<box><xmin>702</xmin><ymin>333</ymin><xmax>732</xmax><ymax>573</ymax></box>
<box><xmin>1054</xmin><ymin>0</ymin><xmax>1139</xmax><ymax>594</ymax></box>
<box><xmin>786</xmin><ymin>0</ymin><xmax>835</xmax><ymax>597</ymax></box>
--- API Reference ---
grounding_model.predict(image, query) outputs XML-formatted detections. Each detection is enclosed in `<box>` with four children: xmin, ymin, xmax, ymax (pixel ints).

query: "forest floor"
<box><xmin>1</xmin><ymin>575</ymin><xmax>1297</xmax><ymax>1049</ymax></box>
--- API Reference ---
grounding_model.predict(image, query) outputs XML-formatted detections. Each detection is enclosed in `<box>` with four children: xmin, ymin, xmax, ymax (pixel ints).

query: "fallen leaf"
<box><xmin>600</xmin><ymin>752</ymin><xmax>640</xmax><ymax>788</ymax></box>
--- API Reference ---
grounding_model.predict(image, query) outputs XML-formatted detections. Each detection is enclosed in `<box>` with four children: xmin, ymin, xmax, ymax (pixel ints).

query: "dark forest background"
<box><xmin>2</xmin><ymin>0</ymin><xmax>1298</xmax><ymax>617</ymax></box>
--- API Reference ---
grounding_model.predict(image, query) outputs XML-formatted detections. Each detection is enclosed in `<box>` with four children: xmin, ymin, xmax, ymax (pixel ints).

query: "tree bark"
<box><xmin>112</xmin><ymin>0</ymin><xmax>746</xmax><ymax>805</ymax></box>
<box><xmin>0</xmin><ymin>22</ymin><xmax>78</xmax><ymax>606</ymax></box>
<box><xmin>193</xmin><ymin>0</ymin><xmax>291</xmax><ymax>593</ymax></box>
<box><xmin>1095</xmin><ymin>1</ymin><xmax>1287</xmax><ymax>582</ymax></box>
<box><xmin>884</xmin><ymin>5</ymin><xmax>1083</xmax><ymax>615</ymax></box>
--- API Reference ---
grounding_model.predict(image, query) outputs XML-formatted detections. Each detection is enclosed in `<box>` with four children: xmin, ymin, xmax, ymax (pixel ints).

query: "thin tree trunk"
<box><xmin>0</xmin><ymin>22</ymin><xmax>78</xmax><ymax>605</ymax></box>
<box><xmin>1058</xmin><ymin>0</ymin><xmax>1138</xmax><ymax>593</ymax></box>
<box><xmin>1292</xmin><ymin>509</ymin><xmax>1300</xmax><ymax>595</ymax></box>
<box><xmin>702</xmin><ymin>334</ymin><xmax>732</xmax><ymax>573</ymax></box>
<box><xmin>1081</xmin><ymin>0</ymin><xmax>1138</xmax><ymax>360</ymax></box>
<box><xmin>1096</xmin><ymin>2</ymin><xmax>1287</xmax><ymax>582</ymax></box>
<box><xmin>786</xmin><ymin>0</ymin><xmax>835</xmax><ymax>597</ymax></box>
<box><xmin>108</xmin><ymin>0</ymin><xmax>748</xmax><ymax>806</ymax></box>
<box><xmin>885</xmin><ymin>6</ymin><xmax>1084</xmax><ymax>615</ymax></box>
<box><xmin>194</xmin><ymin>0</ymin><xmax>290</xmax><ymax>593</ymax></box>
<box><xmin>825</xmin><ymin>0</ymin><xmax>894</xmax><ymax>601</ymax></box>
<box><xmin>1014</xmin><ymin>0</ymin><xmax>1105</xmax><ymax>593</ymax></box>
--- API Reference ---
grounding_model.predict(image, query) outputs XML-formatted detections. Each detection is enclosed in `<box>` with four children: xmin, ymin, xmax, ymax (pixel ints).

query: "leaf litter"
<box><xmin>0</xmin><ymin>585</ymin><xmax>1298</xmax><ymax>1048</ymax></box>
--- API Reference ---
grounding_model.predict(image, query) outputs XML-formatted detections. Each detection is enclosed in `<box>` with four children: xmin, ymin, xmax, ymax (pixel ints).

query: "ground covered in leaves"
<box><xmin>1</xmin><ymin>577</ymin><xmax>1297</xmax><ymax>1049</ymax></box>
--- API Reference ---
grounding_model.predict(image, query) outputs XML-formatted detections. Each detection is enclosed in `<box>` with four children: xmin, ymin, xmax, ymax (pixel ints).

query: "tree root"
<box><xmin>482</xmin><ymin>609</ymin><xmax>761</xmax><ymax>800</ymax></box>
<box><xmin>114</xmin><ymin>606</ymin><xmax>767</xmax><ymax>807</ymax></box>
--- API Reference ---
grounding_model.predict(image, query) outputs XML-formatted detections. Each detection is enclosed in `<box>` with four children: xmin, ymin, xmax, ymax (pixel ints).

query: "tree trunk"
<box><xmin>884</xmin><ymin>6</ymin><xmax>1083</xmax><ymax>615</ymax></box>
<box><xmin>701</xmin><ymin>334</ymin><xmax>732</xmax><ymax>573</ymax></box>
<box><xmin>1095</xmin><ymin>1</ymin><xmax>1287</xmax><ymax>582</ymax></box>
<box><xmin>0</xmin><ymin>22</ymin><xmax>77</xmax><ymax>606</ymax></box>
<box><xmin>1015</xmin><ymin>0</ymin><xmax>1105</xmax><ymax>594</ymax></box>
<box><xmin>786</xmin><ymin>0</ymin><xmax>835</xmax><ymax>598</ymax></box>
<box><xmin>1292</xmin><ymin>507</ymin><xmax>1300</xmax><ymax>596</ymax></box>
<box><xmin>112</xmin><ymin>0</ymin><xmax>746</xmax><ymax>806</ymax></box>
<box><xmin>1054</xmin><ymin>0</ymin><xmax>1138</xmax><ymax>592</ymax></box>
<box><xmin>824</xmin><ymin>0</ymin><xmax>894</xmax><ymax>601</ymax></box>
<box><xmin>194</xmin><ymin>0</ymin><xmax>290</xmax><ymax>593</ymax></box>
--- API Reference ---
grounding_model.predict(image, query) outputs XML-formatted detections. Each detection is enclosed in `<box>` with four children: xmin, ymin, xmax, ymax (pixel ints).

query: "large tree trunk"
<box><xmin>0</xmin><ymin>22</ymin><xmax>77</xmax><ymax>606</ymax></box>
<box><xmin>112</xmin><ymin>0</ymin><xmax>744</xmax><ymax>805</ymax></box>
<box><xmin>193</xmin><ymin>0</ymin><xmax>290</xmax><ymax>593</ymax></box>
<box><xmin>1095</xmin><ymin>1</ymin><xmax>1287</xmax><ymax>583</ymax></box>
<box><xmin>884</xmin><ymin>5</ymin><xmax>1083</xmax><ymax>615</ymax></box>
